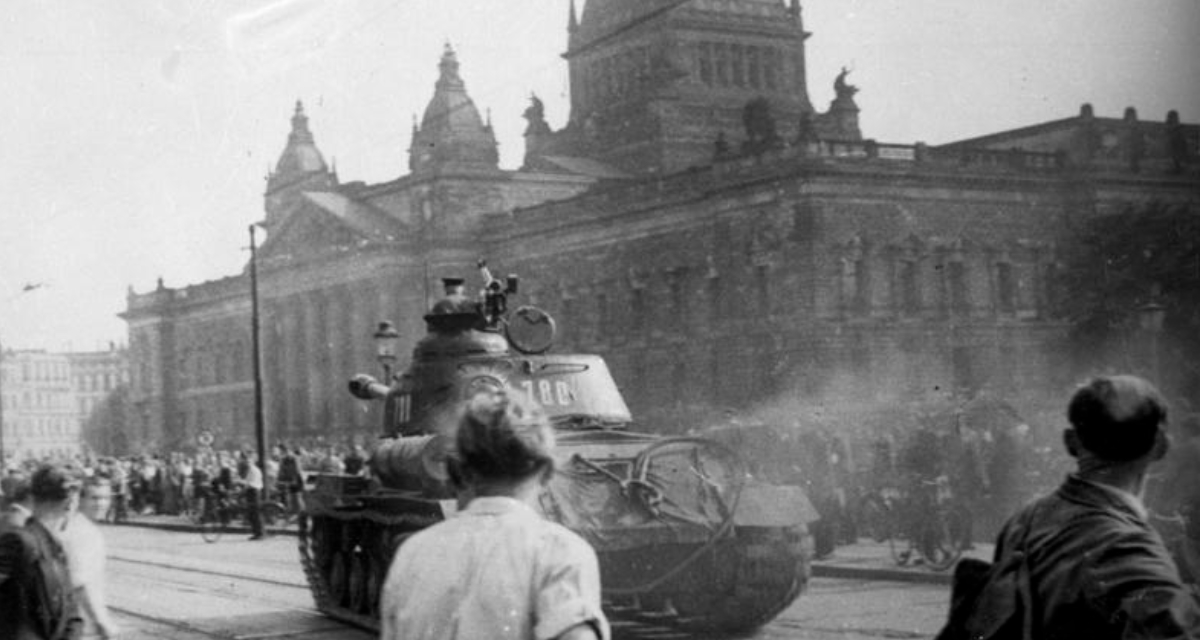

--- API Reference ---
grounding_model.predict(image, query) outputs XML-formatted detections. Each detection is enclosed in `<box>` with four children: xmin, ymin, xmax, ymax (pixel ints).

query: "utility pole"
<box><xmin>249</xmin><ymin>225</ymin><xmax>267</xmax><ymax>498</ymax></box>
<box><xmin>0</xmin><ymin>335</ymin><xmax>6</xmax><ymax>467</ymax></box>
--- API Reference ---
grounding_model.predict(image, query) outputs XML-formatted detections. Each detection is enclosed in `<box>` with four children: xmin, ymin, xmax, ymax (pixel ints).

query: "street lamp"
<box><xmin>1138</xmin><ymin>292</ymin><xmax>1166</xmax><ymax>387</ymax></box>
<box><xmin>373</xmin><ymin>321</ymin><xmax>400</xmax><ymax>382</ymax></box>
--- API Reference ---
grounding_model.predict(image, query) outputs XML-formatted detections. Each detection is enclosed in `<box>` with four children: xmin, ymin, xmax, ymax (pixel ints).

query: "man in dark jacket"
<box><xmin>992</xmin><ymin>375</ymin><xmax>1200</xmax><ymax>638</ymax></box>
<box><xmin>0</xmin><ymin>464</ymin><xmax>84</xmax><ymax>639</ymax></box>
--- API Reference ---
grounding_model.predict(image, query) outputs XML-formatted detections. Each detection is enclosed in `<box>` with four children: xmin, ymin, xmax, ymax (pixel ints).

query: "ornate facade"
<box><xmin>122</xmin><ymin>1</ymin><xmax>1199</xmax><ymax>452</ymax></box>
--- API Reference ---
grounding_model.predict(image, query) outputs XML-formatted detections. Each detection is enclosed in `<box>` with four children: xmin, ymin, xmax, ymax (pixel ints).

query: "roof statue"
<box><xmin>834</xmin><ymin>66</ymin><xmax>858</xmax><ymax>99</ymax></box>
<box><xmin>523</xmin><ymin>93</ymin><xmax>551</xmax><ymax>136</ymax></box>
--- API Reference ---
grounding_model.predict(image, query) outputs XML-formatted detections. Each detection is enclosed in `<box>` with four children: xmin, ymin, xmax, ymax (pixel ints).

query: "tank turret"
<box><xmin>298</xmin><ymin>263</ymin><xmax>816</xmax><ymax>634</ymax></box>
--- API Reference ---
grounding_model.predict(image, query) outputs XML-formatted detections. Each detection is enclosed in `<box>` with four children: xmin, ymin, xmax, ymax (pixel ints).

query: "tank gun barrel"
<box><xmin>348</xmin><ymin>374</ymin><xmax>390</xmax><ymax>400</ymax></box>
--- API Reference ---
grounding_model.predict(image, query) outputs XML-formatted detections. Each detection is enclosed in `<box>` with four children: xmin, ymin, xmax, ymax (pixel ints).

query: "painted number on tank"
<box><xmin>395</xmin><ymin>393</ymin><xmax>411</xmax><ymax>424</ymax></box>
<box><xmin>519</xmin><ymin>379</ymin><xmax>574</xmax><ymax>407</ymax></box>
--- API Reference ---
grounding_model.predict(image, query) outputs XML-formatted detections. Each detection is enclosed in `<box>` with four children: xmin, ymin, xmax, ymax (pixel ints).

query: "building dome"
<box><xmin>409</xmin><ymin>44</ymin><xmax>499</xmax><ymax>173</ymax></box>
<box><xmin>274</xmin><ymin>101</ymin><xmax>329</xmax><ymax>177</ymax></box>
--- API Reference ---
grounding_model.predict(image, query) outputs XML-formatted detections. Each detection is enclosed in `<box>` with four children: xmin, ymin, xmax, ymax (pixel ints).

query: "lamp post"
<box><xmin>1138</xmin><ymin>293</ymin><xmax>1167</xmax><ymax>388</ymax></box>
<box><xmin>249</xmin><ymin>224</ymin><xmax>267</xmax><ymax>498</ymax></box>
<box><xmin>373</xmin><ymin>321</ymin><xmax>400</xmax><ymax>382</ymax></box>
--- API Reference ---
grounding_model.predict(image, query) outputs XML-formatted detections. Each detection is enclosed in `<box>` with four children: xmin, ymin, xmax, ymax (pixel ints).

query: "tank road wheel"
<box><xmin>366</xmin><ymin>559</ymin><xmax>383</xmax><ymax>617</ymax></box>
<box><xmin>348</xmin><ymin>546</ymin><xmax>381</xmax><ymax>614</ymax></box>
<box><xmin>329</xmin><ymin>549</ymin><xmax>351</xmax><ymax>607</ymax></box>
<box><xmin>675</xmin><ymin>526</ymin><xmax>810</xmax><ymax>633</ymax></box>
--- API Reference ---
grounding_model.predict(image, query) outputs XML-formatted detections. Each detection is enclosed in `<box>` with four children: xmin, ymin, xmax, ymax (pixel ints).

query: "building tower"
<box><xmin>557</xmin><ymin>0</ymin><xmax>819</xmax><ymax>174</ymax></box>
<box><xmin>408</xmin><ymin>44</ymin><xmax>500</xmax><ymax>174</ymax></box>
<box><xmin>264</xmin><ymin>101</ymin><xmax>337</xmax><ymax>229</ymax></box>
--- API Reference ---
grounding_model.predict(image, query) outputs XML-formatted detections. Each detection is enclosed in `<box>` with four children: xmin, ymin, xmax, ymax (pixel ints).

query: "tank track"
<box><xmin>299</xmin><ymin>509</ymin><xmax>440</xmax><ymax>633</ymax></box>
<box><xmin>301</xmin><ymin>512</ymin><xmax>810</xmax><ymax>636</ymax></box>
<box><xmin>609</xmin><ymin>524</ymin><xmax>812</xmax><ymax>633</ymax></box>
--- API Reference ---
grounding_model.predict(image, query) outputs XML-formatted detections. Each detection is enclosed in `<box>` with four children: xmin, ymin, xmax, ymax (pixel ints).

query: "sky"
<box><xmin>0</xmin><ymin>0</ymin><xmax>1196</xmax><ymax>352</ymax></box>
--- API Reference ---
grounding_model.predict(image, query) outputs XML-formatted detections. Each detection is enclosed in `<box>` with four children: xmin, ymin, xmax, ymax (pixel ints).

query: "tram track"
<box><xmin>110</xmin><ymin>555</ymin><xmax>308</xmax><ymax>590</ymax></box>
<box><xmin>107</xmin><ymin>554</ymin><xmax>357</xmax><ymax>639</ymax></box>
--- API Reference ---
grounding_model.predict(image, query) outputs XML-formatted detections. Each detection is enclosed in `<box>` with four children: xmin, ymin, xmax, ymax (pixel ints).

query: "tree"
<box><xmin>1058</xmin><ymin>202</ymin><xmax>1200</xmax><ymax>404</ymax></box>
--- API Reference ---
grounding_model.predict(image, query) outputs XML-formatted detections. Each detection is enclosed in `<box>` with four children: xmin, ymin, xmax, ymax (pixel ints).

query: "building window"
<box><xmin>952</xmin><ymin>347</ymin><xmax>976</xmax><ymax>395</ymax></box>
<box><xmin>630</xmin><ymin>287</ymin><xmax>645</xmax><ymax>333</ymax></box>
<box><xmin>715</xmin><ymin>43</ymin><xmax>729</xmax><ymax>86</ymax></box>
<box><xmin>898</xmin><ymin>260</ymin><xmax>919</xmax><ymax>315</ymax></box>
<box><xmin>842</xmin><ymin>257</ymin><xmax>869</xmax><ymax>315</ymax></box>
<box><xmin>747</xmin><ymin>46</ymin><xmax>761</xmax><ymax>89</ymax></box>
<box><xmin>755</xmin><ymin>266</ymin><xmax>770</xmax><ymax>316</ymax></box>
<box><xmin>948</xmin><ymin>261</ymin><xmax>968</xmax><ymax>315</ymax></box>
<box><xmin>730</xmin><ymin>45</ymin><xmax>745</xmax><ymax>87</ymax></box>
<box><xmin>707</xmin><ymin>276</ymin><xmax>722</xmax><ymax>323</ymax></box>
<box><xmin>596</xmin><ymin>293</ymin><xmax>609</xmax><ymax>338</ymax></box>
<box><xmin>996</xmin><ymin>262</ymin><xmax>1016</xmax><ymax>314</ymax></box>
<box><xmin>698</xmin><ymin>43</ymin><xmax>713</xmax><ymax>85</ymax></box>
<box><xmin>1039</xmin><ymin>262</ymin><xmax>1059</xmax><ymax>318</ymax></box>
<box><xmin>667</xmin><ymin>270</ymin><xmax>687</xmax><ymax>322</ymax></box>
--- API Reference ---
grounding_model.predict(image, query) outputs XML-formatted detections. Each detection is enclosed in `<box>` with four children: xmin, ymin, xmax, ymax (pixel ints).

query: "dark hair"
<box><xmin>29</xmin><ymin>464</ymin><xmax>82</xmax><ymax>503</ymax></box>
<box><xmin>453</xmin><ymin>389</ymin><xmax>555</xmax><ymax>484</ymax></box>
<box><xmin>1067</xmin><ymin>375</ymin><xmax>1166</xmax><ymax>461</ymax></box>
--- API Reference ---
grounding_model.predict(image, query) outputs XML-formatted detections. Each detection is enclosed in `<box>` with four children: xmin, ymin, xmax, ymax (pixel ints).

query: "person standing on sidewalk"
<box><xmin>380</xmin><ymin>390</ymin><xmax>609</xmax><ymax>640</ymax></box>
<box><xmin>237</xmin><ymin>456</ymin><xmax>265</xmax><ymax>541</ymax></box>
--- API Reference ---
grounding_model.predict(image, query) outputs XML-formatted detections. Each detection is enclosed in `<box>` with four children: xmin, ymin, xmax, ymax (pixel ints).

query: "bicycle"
<box><xmin>199</xmin><ymin>494</ymin><xmax>233</xmax><ymax>543</ymax></box>
<box><xmin>198</xmin><ymin>492</ymin><xmax>288</xmax><ymax>543</ymax></box>
<box><xmin>886</xmin><ymin>475</ymin><xmax>965</xmax><ymax>571</ymax></box>
<box><xmin>104</xmin><ymin>492</ymin><xmax>130</xmax><ymax>524</ymax></box>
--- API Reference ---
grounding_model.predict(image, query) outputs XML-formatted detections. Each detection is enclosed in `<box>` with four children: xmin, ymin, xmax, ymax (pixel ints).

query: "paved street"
<box><xmin>102</xmin><ymin>524</ymin><xmax>952</xmax><ymax>639</ymax></box>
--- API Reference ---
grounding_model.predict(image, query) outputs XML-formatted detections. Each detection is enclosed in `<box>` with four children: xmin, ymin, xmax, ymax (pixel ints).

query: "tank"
<box><xmin>298</xmin><ymin>264</ymin><xmax>818</xmax><ymax>634</ymax></box>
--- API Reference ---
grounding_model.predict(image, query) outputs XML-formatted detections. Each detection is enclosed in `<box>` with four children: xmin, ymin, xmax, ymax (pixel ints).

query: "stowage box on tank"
<box><xmin>298</xmin><ymin>263</ymin><xmax>818</xmax><ymax>634</ymax></box>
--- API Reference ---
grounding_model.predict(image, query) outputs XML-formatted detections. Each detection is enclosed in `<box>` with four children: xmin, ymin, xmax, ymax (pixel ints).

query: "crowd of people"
<box><xmin>0</xmin><ymin>443</ymin><xmax>371</xmax><ymax>525</ymax></box>
<box><xmin>706</xmin><ymin>398</ymin><xmax>1072</xmax><ymax>560</ymax></box>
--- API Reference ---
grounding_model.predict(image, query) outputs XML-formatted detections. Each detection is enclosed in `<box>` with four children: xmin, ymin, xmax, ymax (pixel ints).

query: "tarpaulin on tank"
<box><xmin>543</xmin><ymin>437</ymin><xmax>747</xmax><ymax>548</ymax></box>
<box><xmin>733</xmin><ymin>482</ymin><xmax>820</xmax><ymax>526</ymax></box>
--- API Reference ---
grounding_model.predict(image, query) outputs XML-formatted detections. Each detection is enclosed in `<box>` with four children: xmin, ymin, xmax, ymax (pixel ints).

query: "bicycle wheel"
<box><xmin>260</xmin><ymin>501</ymin><xmax>285</xmax><ymax>528</ymax></box>
<box><xmin>200</xmin><ymin>509</ymin><xmax>224</xmax><ymax>543</ymax></box>
<box><xmin>861</xmin><ymin>495</ymin><xmax>892</xmax><ymax>543</ymax></box>
<box><xmin>919</xmin><ymin>509</ymin><xmax>962</xmax><ymax>571</ymax></box>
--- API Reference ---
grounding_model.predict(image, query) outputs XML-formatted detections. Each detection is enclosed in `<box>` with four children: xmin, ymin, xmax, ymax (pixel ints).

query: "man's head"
<box><xmin>442</xmin><ymin>277</ymin><xmax>466</xmax><ymax>297</ymax></box>
<box><xmin>1</xmin><ymin>473</ymin><xmax>31</xmax><ymax>510</ymax></box>
<box><xmin>29</xmin><ymin>464</ymin><xmax>82</xmax><ymax>519</ymax></box>
<box><xmin>451</xmin><ymin>389</ymin><xmax>555</xmax><ymax>489</ymax></box>
<box><xmin>1065</xmin><ymin>375</ymin><xmax>1168</xmax><ymax>463</ymax></box>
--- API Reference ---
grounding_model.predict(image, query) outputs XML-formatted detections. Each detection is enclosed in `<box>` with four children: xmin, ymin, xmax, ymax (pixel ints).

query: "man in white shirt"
<box><xmin>238</xmin><ymin>457</ymin><xmax>265</xmax><ymax>540</ymax></box>
<box><xmin>62</xmin><ymin>509</ymin><xmax>119</xmax><ymax>639</ymax></box>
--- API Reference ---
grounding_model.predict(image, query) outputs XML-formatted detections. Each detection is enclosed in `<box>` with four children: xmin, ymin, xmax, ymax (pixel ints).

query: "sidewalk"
<box><xmin>109</xmin><ymin>514</ymin><xmax>988</xmax><ymax>585</ymax></box>
<box><xmin>811</xmin><ymin>539</ymin><xmax>994</xmax><ymax>585</ymax></box>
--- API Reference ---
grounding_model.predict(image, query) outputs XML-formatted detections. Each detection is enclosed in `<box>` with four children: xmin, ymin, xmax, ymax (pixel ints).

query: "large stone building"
<box><xmin>0</xmin><ymin>350</ymin><xmax>76</xmax><ymax>460</ymax></box>
<box><xmin>121</xmin><ymin>0</ymin><xmax>1199</xmax><ymax>452</ymax></box>
<box><xmin>0</xmin><ymin>346</ymin><xmax>127</xmax><ymax>461</ymax></box>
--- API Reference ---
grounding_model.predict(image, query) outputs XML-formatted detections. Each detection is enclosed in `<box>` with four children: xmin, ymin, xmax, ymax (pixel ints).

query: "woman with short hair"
<box><xmin>380</xmin><ymin>390</ymin><xmax>609</xmax><ymax>640</ymax></box>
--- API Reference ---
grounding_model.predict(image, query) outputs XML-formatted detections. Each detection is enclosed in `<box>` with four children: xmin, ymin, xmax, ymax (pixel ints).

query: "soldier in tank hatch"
<box><xmin>429</xmin><ymin>277</ymin><xmax>475</xmax><ymax>315</ymax></box>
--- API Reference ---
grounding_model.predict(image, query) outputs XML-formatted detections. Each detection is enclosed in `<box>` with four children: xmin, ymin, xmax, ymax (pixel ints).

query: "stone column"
<box><xmin>326</xmin><ymin>286</ymin><xmax>352</xmax><ymax>433</ymax></box>
<box><xmin>302</xmin><ymin>292</ymin><xmax>324</xmax><ymax>436</ymax></box>
<box><xmin>283</xmin><ymin>295</ymin><xmax>308</xmax><ymax>438</ymax></box>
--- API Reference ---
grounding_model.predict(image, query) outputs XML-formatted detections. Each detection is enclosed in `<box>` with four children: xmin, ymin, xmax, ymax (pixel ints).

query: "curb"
<box><xmin>811</xmin><ymin>561</ymin><xmax>952</xmax><ymax>585</ymax></box>
<box><xmin>103</xmin><ymin>518</ymin><xmax>299</xmax><ymax>538</ymax></box>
